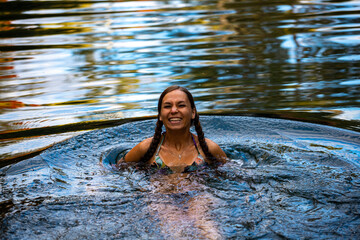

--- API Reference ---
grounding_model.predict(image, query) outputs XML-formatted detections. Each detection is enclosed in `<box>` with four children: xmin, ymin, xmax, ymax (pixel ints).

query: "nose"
<box><xmin>171</xmin><ymin>106</ymin><xmax>178</xmax><ymax>113</ymax></box>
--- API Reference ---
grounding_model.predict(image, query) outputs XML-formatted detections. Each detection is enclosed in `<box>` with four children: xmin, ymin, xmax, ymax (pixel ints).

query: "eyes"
<box><xmin>163</xmin><ymin>103</ymin><xmax>187</xmax><ymax>109</ymax></box>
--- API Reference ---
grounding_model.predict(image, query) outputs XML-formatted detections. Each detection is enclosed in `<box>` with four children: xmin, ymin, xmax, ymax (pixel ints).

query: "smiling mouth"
<box><xmin>169</xmin><ymin>117</ymin><xmax>182</xmax><ymax>123</ymax></box>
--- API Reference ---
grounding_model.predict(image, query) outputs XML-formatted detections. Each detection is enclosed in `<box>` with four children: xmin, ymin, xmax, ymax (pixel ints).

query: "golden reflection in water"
<box><xmin>1</xmin><ymin>0</ymin><xmax>360</xmax><ymax>161</ymax></box>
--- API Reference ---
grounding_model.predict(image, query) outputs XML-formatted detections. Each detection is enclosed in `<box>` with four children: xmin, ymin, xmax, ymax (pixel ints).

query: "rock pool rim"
<box><xmin>1</xmin><ymin>111</ymin><xmax>357</xmax><ymax>141</ymax></box>
<box><xmin>1</xmin><ymin>111</ymin><xmax>359</xmax><ymax>168</ymax></box>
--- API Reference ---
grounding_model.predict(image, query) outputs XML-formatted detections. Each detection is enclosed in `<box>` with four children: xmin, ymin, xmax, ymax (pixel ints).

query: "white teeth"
<box><xmin>169</xmin><ymin>118</ymin><xmax>181</xmax><ymax>121</ymax></box>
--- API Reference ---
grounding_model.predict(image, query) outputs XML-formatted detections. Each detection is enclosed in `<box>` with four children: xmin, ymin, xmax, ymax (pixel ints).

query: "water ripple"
<box><xmin>1</xmin><ymin>0</ymin><xmax>360</xmax><ymax>160</ymax></box>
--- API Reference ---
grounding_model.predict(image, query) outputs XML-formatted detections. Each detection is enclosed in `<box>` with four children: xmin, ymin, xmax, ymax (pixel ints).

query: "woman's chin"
<box><xmin>165</xmin><ymin>122</ymin><xmax>189</xmax><ymax>131</ymax></box>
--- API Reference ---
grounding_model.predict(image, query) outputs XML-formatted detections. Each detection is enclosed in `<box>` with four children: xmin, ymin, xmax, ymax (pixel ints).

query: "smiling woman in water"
<box><xmin>116</xmin><ymin>85</ymin><xmax>227</xmax><ymax>173</ymax></box>
<box><xmin>114</xmin><ymin>85</ymin><xmax>227</xmax><ymax>239</ymax></box>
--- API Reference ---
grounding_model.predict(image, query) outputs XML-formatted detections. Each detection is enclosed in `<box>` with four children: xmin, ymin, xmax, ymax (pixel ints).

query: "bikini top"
<box><xmin>151</xmin><ymin>133</ymin><xmax>207</xmax><ymax>174</ymax></box>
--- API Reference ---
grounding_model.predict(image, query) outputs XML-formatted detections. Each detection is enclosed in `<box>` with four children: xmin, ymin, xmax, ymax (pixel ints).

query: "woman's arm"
<box><xmin>206</xmin><ymin>138</ymin><xmax>227</xmax><ymax>163</ymax></box>
<box><xmin>115</xmin><ymin>137</ymin><xmax>152</xmax><ymax>167</ymax></box>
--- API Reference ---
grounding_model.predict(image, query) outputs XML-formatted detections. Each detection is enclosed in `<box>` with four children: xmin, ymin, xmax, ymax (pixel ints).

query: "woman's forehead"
<box><xmin>162</xmin><ymin>90</ymin><xmax>189</xmax><ymax>103</ymax></box>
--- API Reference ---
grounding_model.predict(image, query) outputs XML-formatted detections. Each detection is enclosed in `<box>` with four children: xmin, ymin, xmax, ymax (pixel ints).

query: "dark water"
<box><xmin>1</xmin><ymin>0</ymin><xmax>360</xmax><ymax>239</ymax></box>
<box><xmin>1</xmin><ymin>116</ymin><xmax>360</xmax><ymax>239</ymax></box>
<box><xmin>1</xmin><ymin>0</ymin><xmax>360</xmax><ymax>161</ymax></box>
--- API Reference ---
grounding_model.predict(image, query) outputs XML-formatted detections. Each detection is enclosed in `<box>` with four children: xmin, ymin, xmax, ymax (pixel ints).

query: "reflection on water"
<box><xmin>1</xmin><ymin>1</ymin><xmax>360</xmax><ymax>159</ymax></box>
<box><xmin>1</xmin><ymin>116</ymin><xmax>359</xmax><ymax>239</ymax></box>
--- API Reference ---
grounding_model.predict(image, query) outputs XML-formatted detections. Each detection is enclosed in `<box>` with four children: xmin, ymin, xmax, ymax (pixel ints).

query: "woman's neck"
<box><xmin>164</xmin><ymin>130</ymin><xmax>192</xmax><ymax>151</ymax></box>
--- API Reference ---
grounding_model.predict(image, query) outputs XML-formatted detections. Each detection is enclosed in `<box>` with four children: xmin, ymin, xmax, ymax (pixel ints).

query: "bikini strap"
<box><xmin>156</xmin><ymin>133</ymin><xmax>200</xmax><ymax>155</ymax></box>
<box><xmin>155</xmin><ymin>133</ymin><xmax>165</xmax><ymax>156</ymax></box>
<box><xmin>191</xmin><ymin>134</ymin><xmax>201</xmax><ymax>154</ymax></box>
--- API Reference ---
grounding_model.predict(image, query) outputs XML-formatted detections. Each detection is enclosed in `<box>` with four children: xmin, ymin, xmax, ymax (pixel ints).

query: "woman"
<box><xmin>115</xmin><ymin>85</ymin><xmax>226</xmax><ymax>239</ymax></box>
<box><xmin>117</xmin><ymin>85</ymin><xmax>227</xmax><ymax>172</ymax></box>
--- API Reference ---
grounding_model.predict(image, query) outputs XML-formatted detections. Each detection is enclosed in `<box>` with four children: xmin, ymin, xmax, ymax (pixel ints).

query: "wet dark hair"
<box><xmin>139</xmin><ymin>85</ymin><xmax>216</xmax><ymax>164</ymax></box>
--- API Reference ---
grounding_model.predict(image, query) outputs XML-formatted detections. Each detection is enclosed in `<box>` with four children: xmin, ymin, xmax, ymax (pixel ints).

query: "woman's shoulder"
<box><xmin>138</xmin><ymin>137</ymin><xmax>153</xmax><ymax>150</ymax></box>
<box><xmin>192</xmin><ymin>134</ymin><xmax>227</xmax><ymax>163</ymax></box>
<box><xmin>205</xmin><ymin>138</ymin><xmax>227</xmax><ymax>163</ymax></box>
<box><xmin>204</xmin><ymin>138</ymin><xmax>222</xmax><ymax>153</ymax></box>
<box><xmin>192</xmin><ymin>134</ymin><xmax>219</xmax><ymax>150</ymax></box>
<box><xmin>123</xmin><ymin>137</ymin><xmax>153</xmax><ymax>162</ymax></box>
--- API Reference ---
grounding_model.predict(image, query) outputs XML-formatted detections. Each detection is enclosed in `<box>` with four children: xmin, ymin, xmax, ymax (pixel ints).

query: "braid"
<box><xmin>139</xmin><ymin>119</ymin><xmax>163</xmax><ymax>164</ymax></box>
<box><xmin>193</xmin><ymin>114</ymin><xmax>217</xmax><ymax>165</ymax></box>
<box><xmin>141</xmin><ymin>85</ymin><xmax>219</xmax><ymax>166</ymax></box>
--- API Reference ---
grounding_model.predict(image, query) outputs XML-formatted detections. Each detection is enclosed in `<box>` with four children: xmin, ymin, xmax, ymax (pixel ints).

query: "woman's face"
<box><xmin>159</xmin><ymin>90</ymin><xmax>195</xmax><ymax>131</ymax></box>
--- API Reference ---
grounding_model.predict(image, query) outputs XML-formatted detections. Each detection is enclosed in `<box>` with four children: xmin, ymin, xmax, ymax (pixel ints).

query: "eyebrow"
<box><xmin>163</xmin><ymin>100</ymin><xmax>186</xmax><ymax>105</ymax></box>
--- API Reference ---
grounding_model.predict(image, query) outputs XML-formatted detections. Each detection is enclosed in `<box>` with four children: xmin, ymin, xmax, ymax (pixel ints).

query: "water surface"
<box><xmin>1</xmin><ymin>0</ymin><xmax>360</xmax><ymax>161</ymax></box>
<box><xmin>1</xmin><ymin>1</ymin><xmax>360</xmax><ymax>237</ymax></box>
<box><xmin>1</xmin><ymin>116</ymin><xmax>359</xmax><ymax>239</ymax></box>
